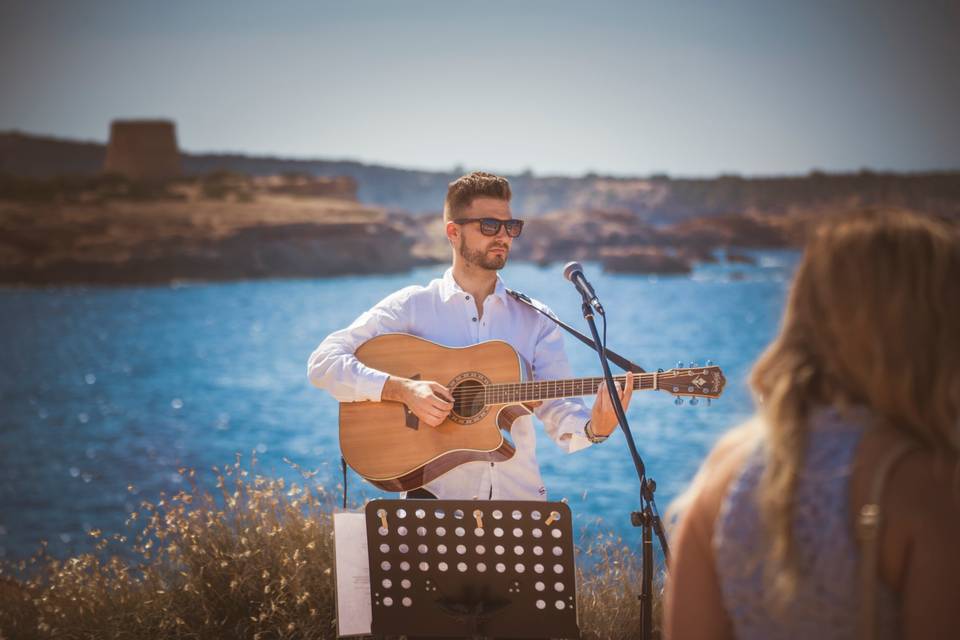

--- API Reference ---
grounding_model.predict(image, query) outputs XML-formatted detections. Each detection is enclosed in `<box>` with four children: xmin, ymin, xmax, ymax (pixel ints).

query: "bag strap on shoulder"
<box><xmin>857</xmin><ymin>440</ymin><xmax>917</xmax><ymax>640</ymax></box>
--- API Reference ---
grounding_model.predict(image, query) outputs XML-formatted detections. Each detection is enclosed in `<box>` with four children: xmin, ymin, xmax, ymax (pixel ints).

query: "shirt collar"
<box><xmin>440</xmin><ymin>267</ymin><xmax>510</xmax><ymax>305</ymax></box>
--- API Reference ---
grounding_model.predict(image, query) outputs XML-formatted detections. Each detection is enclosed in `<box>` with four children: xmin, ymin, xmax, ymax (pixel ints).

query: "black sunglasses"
<box><xmin>451</xmin><ymin>217</ymin><xmax>525</xmax><ymax>238</ymax></box>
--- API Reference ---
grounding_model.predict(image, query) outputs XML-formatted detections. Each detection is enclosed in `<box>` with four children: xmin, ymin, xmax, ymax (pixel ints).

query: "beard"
<box><xmin>458</xmin><ymin>236</ymin><xmax>509</xmax><ymax>270</ymax></box>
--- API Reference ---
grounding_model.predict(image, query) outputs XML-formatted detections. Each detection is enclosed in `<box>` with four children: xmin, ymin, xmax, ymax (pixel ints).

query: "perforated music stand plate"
<box><xmin>365</xmin><ymin>499</ymin><xmax>579</xmax><ymax>639</ymax></box>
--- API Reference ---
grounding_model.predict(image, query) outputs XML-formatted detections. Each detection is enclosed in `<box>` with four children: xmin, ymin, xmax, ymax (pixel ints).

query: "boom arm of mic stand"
<box><xmin>506</xmin><ymin>288</ymin><xmax>645</xmax><ymax>373</ymax></box>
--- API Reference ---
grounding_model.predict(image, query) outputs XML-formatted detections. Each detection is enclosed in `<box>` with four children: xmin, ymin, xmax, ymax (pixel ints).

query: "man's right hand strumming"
<box><xmin>382</xmin><ymin>376</ymin><xmax>454</xmax><ymax>427</ymax></box>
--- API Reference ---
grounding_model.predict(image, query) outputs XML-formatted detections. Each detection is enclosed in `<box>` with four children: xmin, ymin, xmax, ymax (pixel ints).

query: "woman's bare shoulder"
<box><xmin>853</xmin><ymin>429</ymin><xmax>960</xmax><ymax>596</ymax></box>
<box><xmin>855</xmin><ymin>430</ymin><xmax>960</xmax><ymax>521</ymax></box>
<box><xmin>888</xmin><ymin>446</ymin><xmax>960</xmax><ymax>532</ymax></box>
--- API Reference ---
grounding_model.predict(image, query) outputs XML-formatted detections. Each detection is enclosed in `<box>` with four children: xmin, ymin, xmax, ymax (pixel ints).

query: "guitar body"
<box><xmin>339</xmin><ymin>333</ymin><xmax>533</xmax><ymax>492</ymax></box>
<box><xmin>338</xmin><ymin>333</ymin><xmax>726</xmax><ymax>492</ymax></box>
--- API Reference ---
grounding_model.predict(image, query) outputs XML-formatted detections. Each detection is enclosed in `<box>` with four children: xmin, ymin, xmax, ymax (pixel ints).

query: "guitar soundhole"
<box><xmin>447</xmin><ymin>371</ymin><xmax>491</xmax><ymax>425</ymax></box>
<box><xmin>452</xmin><ymin>379</ymin><xmax>486</xmax><ymax>420</ymax></box>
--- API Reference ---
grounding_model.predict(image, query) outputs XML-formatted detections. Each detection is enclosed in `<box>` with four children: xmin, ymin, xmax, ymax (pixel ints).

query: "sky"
<box><xmin>1</xmin><ymin>0</ymin><xmax>959</xmax><ymax>177</ymax></box>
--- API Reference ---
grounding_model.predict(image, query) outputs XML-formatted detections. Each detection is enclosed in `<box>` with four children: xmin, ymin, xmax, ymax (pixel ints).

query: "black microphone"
<box><xmin>563</xmin><ymin>261</ymin><xmax>604</xmax><ymax>315</ymax></box>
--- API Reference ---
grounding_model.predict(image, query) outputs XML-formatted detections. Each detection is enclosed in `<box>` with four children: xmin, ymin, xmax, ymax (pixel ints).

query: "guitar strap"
<box><xmin>505</xmin><ymin>288</ymin><xmax>646</xmax><ymax>373</ymax></box>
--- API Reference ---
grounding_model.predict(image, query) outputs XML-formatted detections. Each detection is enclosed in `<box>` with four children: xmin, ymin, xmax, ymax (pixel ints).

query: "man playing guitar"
<box><xmin>308</xmin><ymin>171</ymin><xmax>633</xmax><ymax>500</ymax></box>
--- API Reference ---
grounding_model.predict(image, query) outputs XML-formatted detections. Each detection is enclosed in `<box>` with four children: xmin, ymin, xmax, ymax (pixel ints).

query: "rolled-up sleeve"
<box><xmin>307</xmin><ymin>290</ymin><xmax>413</xmax><ymax>402</ymax></box>
<box><xmin>530</xmin><ymin>315</ymin><xmax>593</xmax><ymax>453</ymax></box>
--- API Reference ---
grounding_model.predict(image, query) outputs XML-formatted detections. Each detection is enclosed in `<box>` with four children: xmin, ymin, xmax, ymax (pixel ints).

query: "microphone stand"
<box><xmin>578</xmin><ymin>300</ymin><xmax>670</xmax><ymax>640</ymax></box>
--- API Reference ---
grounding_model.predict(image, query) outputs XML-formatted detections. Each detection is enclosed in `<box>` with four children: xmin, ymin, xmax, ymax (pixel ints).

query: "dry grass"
<box><xmin>0</xmin><ymin>456</ymin><xmax>660</xmax><ymax>639</ymax></box>
<box><xmin>576</xmin><ymin>531</ymin><xmax>663</xmax><ymax>640</ymax></box>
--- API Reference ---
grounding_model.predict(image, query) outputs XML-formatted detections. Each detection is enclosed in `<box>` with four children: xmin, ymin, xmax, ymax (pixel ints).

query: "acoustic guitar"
<box><xmin>339</xmin><ymin>333</ymin><xmax>726</xmax><ymax>491</ymax></box>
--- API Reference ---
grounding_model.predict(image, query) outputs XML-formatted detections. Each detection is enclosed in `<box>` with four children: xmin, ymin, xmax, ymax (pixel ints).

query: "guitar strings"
<box><xmin>452</xmin><ymin>374</ymin><xmax>666</xmax><ymax>394</ymax></box>
<box><xmin>445</xmin><ymin>375</ymin><xmax>650</xmax><ymax>397</ymax></box>
<box><xmin>445</xmin><ymin>369</ymin><xmax>712</xmax><ymax>403</ymax></box>
<box><xmin>446</xmin><ymin>375</ymin><xmax>657</xmax><ymax>401</ymax></box>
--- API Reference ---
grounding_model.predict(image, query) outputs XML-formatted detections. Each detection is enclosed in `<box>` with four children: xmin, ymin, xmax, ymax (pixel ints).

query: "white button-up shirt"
<box><xmin>308</xmin><ymin>268</ymin><xmax>593</xmax><ymax>501</ymax></box>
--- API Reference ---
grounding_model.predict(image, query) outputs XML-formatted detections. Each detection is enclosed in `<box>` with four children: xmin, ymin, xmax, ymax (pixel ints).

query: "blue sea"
<box><xmin>0</xmin><ymin>254</ymin><xmax>797</xmax><ymax>561</ymax></box>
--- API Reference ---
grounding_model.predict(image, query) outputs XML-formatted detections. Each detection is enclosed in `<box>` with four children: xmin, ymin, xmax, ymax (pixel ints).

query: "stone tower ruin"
<box><xmin>103</xmin><ymin>119</ymin><xmax>181</xmax><ymax>181</ymax></box>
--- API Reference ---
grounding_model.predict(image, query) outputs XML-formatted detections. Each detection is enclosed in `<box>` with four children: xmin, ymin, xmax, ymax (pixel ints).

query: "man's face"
<box><xmin>450</xmin><ymin>197</ymin><xmax>514</xmax><ymax>271</ymax></box>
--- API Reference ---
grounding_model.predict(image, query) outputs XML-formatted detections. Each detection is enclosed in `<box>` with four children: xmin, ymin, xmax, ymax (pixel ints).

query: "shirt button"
<box><xmin>465</xmin><ymin>295</ymin><xmax>470</xmax><ymax>300</ymax></box>
<box><xmin>472</xmin><ymin>317</ymin><xmax>477</xmax><ymax>322</ymax></box>
<box><xmin>490</xmin><ymin>463</ymin><xmax>495</xmax><ymax>467</ymax></box>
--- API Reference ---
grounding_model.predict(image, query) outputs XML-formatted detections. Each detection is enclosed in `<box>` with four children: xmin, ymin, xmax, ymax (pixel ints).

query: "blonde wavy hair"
<box><xmin>752</xmin><ymin>208</ymin><xmax>960</xmax><ymax>603</ymax></box>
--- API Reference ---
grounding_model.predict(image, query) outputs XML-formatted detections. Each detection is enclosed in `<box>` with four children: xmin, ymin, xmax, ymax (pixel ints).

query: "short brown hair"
<box><xmin>443</xmin><ymin>171</ymin><xmax>512</xmax><ymax>221</ymax></box>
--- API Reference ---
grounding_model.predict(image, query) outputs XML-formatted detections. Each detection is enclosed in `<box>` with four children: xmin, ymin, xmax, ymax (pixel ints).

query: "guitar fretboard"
<box><xmin>479</xmin><ymin>373</ymin><xmax>676</xmax><ymax>404</ymax></box>
<box><xmin>449</xmin><ymin>367</ymin><xmax>723</xmax><ymax>406</ymax></box>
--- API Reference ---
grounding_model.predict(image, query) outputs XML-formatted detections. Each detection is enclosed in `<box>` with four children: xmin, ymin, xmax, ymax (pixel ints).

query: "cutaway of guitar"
<box><xmin>339</xmin><ymin>333</ymin><xmax>725</xmax><ymax>492</ymax></box>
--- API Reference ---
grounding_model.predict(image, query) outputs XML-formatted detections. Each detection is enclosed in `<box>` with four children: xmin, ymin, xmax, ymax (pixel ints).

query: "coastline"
<box><xmin>1</xmin><ymin>195</ymin><xmax>809</xmax><ymax>286</ymax></box>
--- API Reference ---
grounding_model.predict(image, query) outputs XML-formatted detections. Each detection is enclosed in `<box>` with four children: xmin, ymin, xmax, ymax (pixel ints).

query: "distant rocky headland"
<box><xmin>1</xmin><ymin>130</ymin><xmax>958</xmax><ymax>285</ymax></box>
<box><xmin>0</xmin><ymin>176</ymin><xmax>426</xmax><ymax>285</ymax></box>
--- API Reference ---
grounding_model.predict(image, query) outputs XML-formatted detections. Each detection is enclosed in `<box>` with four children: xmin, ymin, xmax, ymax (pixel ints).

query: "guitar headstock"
<box><xmin>656</xmin><ymin>365</ymin><xmax>726</xmax><ymax>402</ymax></box>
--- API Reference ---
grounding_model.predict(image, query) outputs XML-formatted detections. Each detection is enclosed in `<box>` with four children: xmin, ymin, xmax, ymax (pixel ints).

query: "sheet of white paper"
<box><xmin>333</xmin><ymin>512</ymin><xmax>372</xmax><ymax>637</ymax></box>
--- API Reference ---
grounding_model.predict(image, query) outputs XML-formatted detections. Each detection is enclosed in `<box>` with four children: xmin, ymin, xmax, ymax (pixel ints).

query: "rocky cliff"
<box><xmin>2</xmin><ymin>131</ymin><xmax>957</xmax><ymax>284</ymax></box>
<box><xmin>502</xmin><ymin>208</ymin><xmax>803</xmax><ymax>273</ymax></box>
<box><xmin>3</xmin><ymin>131</ymin><xmax>959</xmax><ymax>218</ymax></box>
<box><xmin>0</xmin><ymin>194</ymin><xmax>427</xmax><ymax>285</ymax></box>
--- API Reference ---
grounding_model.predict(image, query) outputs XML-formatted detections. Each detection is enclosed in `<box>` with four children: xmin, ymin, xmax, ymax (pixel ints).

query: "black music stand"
<box><xmin>364</xmin><ymin>499</ymin><xmax>580</xmax><ymax>639</ymax></box>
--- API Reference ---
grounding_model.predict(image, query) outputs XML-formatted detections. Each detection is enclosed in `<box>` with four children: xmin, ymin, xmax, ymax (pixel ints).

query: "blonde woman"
<box><xmin>664</xmin><ymin>210</ymin><xmax>960</xmax><ymax>639</ymax></box>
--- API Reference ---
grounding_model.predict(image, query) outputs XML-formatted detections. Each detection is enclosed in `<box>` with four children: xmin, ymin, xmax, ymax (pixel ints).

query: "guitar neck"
<box><xmin>484</xmin><ymin>373</ymin><xmax>653</xmax><ymax>404</ymax></box>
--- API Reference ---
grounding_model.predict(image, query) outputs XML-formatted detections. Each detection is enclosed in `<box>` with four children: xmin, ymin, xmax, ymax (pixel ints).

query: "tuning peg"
<box><xmin>688</xmin><ymin>361</ymin><xmax>697</xmax><ymax>368</ymax></box>
<box><xmin>706</xmin><ymin>398</ymin><xmax>712</xmax><ymax>407</ymax></box>
<box><xmin>706</xmin><ymin>359</ymin><xmax>714</xmax><ymax>366</ymax></box>
<box><xmin>676</xmin><ymin>361</ymin><xmax>683</xmax><ymax>369</ymax></box>
<box><xmin>657</xmin><ymin>368</ymin><xmax>664</xmax><ymax>373</ymax></box>
<box><xmin>674</xmin><ymin>397</ymin><xmax>684</xmax><ymax>406</ymax></box>
<box><xmin>690</xmin><ymin>397</ymin><xmax>699</xmax><ymax>406</ymax></box>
